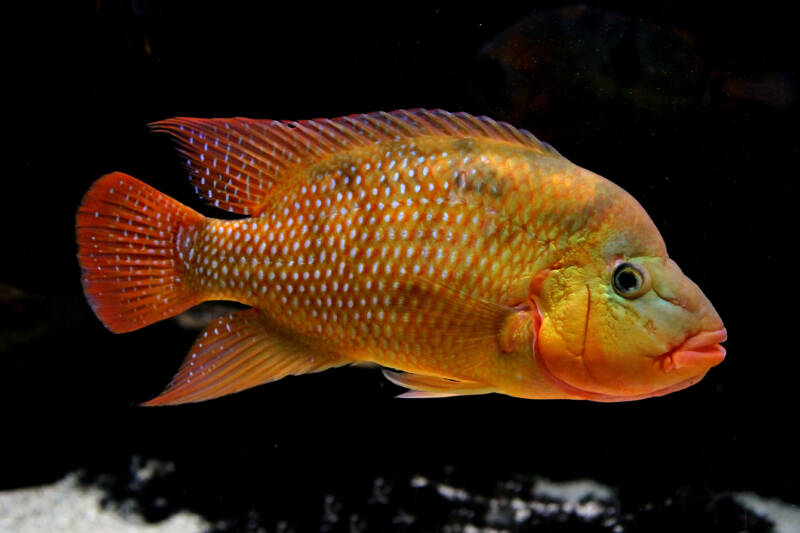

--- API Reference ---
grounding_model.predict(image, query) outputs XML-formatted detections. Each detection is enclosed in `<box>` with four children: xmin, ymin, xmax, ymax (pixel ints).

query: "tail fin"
<box><xmin>76</xmin><ymin>172</ymin><xmax>205</xmax><ymax>333</ymax></box>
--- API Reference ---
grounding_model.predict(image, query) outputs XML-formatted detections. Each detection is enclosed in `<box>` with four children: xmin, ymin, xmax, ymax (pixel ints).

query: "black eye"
<box><xmin>612</xmin><ymin>262</ymin><xmax>650</xmax><ymax>298</ymax></box>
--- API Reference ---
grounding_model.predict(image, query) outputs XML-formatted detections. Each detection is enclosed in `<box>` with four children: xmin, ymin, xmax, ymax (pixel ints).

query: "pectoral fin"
<box><xmin>142</xmin><ymin>309</ymin><xmax>348</xmax><ymax>406</ymax></box>
<box><xmin>382</xmin><ymin>369</ymin><xmax>496</xmax><ymax>398</ymax></box>
<box><xmin>373</xmin><ymin>277</ymin><xmax>538</xmax><ymax>387</ymax></box>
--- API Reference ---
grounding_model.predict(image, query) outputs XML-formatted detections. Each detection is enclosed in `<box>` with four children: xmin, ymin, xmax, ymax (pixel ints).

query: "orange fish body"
<box><xmin>76</xmin><ymin>110</ymin><xmax>726</xmax><ymax>404</ymax></box>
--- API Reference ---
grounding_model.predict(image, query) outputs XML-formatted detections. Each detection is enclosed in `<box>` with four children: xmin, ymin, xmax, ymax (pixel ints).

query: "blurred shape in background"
<box><xmin>474</xmin><ymin>5</ymin><xmax>795</xmax><ymax>141</ymax></box>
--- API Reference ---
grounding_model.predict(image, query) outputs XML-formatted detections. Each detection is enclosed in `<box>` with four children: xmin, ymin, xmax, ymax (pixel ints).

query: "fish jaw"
<box><xmin>534</xmin><ymin>348</ymin><xmax>708</xmax><ymax>402</ymax></box>
<box><xmin>534</xmin><ymin>328</ymin><xmax>727</xmax><ymax>401</ymax></box>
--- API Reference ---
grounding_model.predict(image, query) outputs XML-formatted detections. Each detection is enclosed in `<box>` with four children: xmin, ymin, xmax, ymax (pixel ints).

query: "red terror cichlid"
<box><xmin>76</xmin><ymin>109</ymin><xmax>726</xmax><ymax>404</ymax></box>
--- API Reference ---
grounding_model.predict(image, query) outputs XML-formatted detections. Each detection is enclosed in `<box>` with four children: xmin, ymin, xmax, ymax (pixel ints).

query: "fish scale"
<box><xmin>186</xmin><ymin>138</ymin><xmax>553</xmax><ymax>380</ymax></box>
<box><xmin>76</xmin><ymin>109</ymin><xmax>726</xmax><ymax>404</ymax></box>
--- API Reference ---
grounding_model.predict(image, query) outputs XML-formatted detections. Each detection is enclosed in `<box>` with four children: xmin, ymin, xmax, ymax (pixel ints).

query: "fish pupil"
<box><xmin>616</xmin><ymin>270</ymin><xmax>640</xmax><ymax>292</ymax></box>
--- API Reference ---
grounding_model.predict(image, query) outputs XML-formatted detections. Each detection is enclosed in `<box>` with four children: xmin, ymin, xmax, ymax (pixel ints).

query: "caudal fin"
<box><xmin>76</xmin><ymin>172</ymin><xmax>205</xmax><ymax>333</ymax></box>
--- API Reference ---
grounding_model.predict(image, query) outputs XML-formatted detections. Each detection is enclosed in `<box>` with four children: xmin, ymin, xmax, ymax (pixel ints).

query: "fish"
<box><xmin>75</xmin><ymin>109</ymin><xmax>726</xmax><ymax>404</ymax></box>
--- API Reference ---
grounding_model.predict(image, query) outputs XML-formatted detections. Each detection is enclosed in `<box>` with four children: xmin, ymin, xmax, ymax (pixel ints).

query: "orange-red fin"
<box><xmin>76</xmin><ymin>172</ymin><xmax>205</xmax><ymax>333</ymax></box>
<box><xmin>150</xmin><ymin>109</ymin><xmax>561</xmax><ymax>215</ymax></box>
<box><xmin>142</xmin><ymin>309</ymin><xmax>349</xmax><ymax>406</ymax></box>
<box><xmin>382</xmin><ymin>369</ymin><xmax>496</xmax><ymax>398</ymax></box>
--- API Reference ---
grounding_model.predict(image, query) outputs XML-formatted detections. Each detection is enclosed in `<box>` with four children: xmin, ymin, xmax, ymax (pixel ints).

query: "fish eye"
<box><xmin>612</xmin><ymin>262</ymin><xmax>651</xmax><ymax>299</ymax></box>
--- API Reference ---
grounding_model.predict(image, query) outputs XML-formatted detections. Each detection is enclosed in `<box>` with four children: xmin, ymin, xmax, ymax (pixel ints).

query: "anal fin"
<box><xmin>382</xmin><ymin>369</ymin><xmax>495</xmax><ymax>399</ymax></box>
<box><xmin>143</xmin><ymin>309</ymin><xmax>348</xmax><ymax>405</ymax></box>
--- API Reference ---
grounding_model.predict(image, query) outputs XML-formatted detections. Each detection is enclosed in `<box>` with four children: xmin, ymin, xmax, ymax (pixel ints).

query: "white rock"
<box><xmin>0</xmin><ymin>474</ymin><xmax>209</xmax><ymax>533</ymax></box>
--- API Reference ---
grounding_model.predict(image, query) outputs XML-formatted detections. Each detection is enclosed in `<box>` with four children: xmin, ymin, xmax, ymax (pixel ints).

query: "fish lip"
<box><xmin>678</xmin><ymin>328</ymin><xmax>728</xmax><ymax>350</ymax></box>
<box><xmin>654</xmin><ymin>328</ymin><xmax>727</xmax><ymax>372</ymax></box>
<box><xmin>533</xmin><ymin>328</ymin><xmax>727</xmax><ymax>402</ymax></box>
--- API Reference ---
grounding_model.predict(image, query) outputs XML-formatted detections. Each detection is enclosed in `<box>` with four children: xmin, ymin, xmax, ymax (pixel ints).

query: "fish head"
<box><xmin>531</xmin><ymin>190</ymin><xmax>726</xmax><ymax>401</ymax></box>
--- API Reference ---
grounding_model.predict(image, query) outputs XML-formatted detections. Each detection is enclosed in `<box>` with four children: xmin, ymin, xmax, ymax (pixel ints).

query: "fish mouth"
<box><xmin>654</xmin><ymin>328</ymin><xmax>727</xmax><ymax>371</ymax></box>
<box><xmin>534</xmin><ymin>328</ymin><xmax>727</xmax><ymax>402</ymax></box>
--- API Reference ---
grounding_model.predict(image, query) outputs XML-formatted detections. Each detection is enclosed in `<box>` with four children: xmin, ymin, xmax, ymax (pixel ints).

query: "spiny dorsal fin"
<box><xmin>142</xmin><ymin>308</ymin><xmax>348</xmax><ymax>405</ymax></box>
<box><xmin>151</xmin><ymin>109</ymin><xmax>561</xmax><ymax>215</ymax></box>
<box><xmin>382</xmin><ymin>369</ymin><xmax>496</xmax><ymax>398</ymax></box>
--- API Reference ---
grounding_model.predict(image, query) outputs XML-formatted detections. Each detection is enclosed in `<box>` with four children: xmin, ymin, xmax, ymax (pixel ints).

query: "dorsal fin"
<box><xmin>150</xmin><ymin>109</ymin><xmax>561</xmax><ymax>215</ymax></box>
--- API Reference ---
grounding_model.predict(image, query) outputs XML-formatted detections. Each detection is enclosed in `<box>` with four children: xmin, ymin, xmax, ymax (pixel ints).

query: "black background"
<box><xmin>4</xmin><ymin>0</ymin><xmax>797</xmax><ymax>526</ymax></box>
